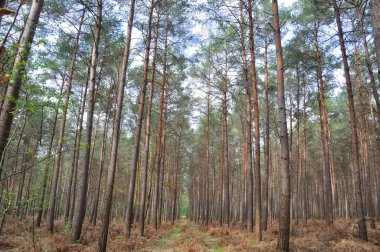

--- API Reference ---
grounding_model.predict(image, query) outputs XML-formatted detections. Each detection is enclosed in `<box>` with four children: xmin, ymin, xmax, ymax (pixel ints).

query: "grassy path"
<box><xmin>153</xmin><ymin>221</ymin><xmax>224</xmax><ymax>252</ymax></box>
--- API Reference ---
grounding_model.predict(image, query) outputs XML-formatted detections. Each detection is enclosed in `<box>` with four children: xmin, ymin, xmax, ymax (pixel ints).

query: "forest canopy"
<box><xmin>0</xmin><ymin>0</ymin><xmax>380</xmax><ymax>251</ymax></box>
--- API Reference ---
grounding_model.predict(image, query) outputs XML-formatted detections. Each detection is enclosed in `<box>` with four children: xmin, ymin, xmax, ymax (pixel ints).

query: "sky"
<box><xmin>280</xmin><ymin>0</ymin><xmax>297</xmax><ymax>7</ymax></box>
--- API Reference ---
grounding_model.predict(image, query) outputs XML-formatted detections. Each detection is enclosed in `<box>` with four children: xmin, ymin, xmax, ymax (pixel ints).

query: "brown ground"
<box><xmin>0</xmin><ymin>218</ymin><xmax>379</xmax><ymax>251</ymax></box>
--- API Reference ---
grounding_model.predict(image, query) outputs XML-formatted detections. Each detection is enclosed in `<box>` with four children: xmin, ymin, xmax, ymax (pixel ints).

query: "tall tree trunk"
<box><xmin>139</xmin><ymin>9</ymin><xmax>160</xmax><ymax>236</ymax></box>
<box><xmin>302</xmin><ymin>83</ymin><xmax>308</xmax><ymax>223</ymax></box>
<box><xmin>355</xmin><ymin>4</ymin><xmax>380</xmax><ymax>123</ymax></box>
<box><xmin>238</xmin><ymin>1</ymin><xmax>253</xmax><ymax>232</ymax></box>
<box><xmin>204</xmin><ymin>74</ymin><xmax>210</xmax><ymax>226</ymax></box>
<box><xmin>47</xmin><ymin>9</ymin><xmax>85</xmax><ymax>233</ymax></box>
<box><xmin>219</xmin><ymin>113</ymin><xmax>224</xmax><ymax>227</ymax></box>
<box><xmin>352</xmin><ymin>23</ymin><xmax>376</xmax><ymax>229</ymax></box>
<box><xmin>295</xmin><ymin>66</ymin><xmax>301</xmax><ymax>224</ymax></box>
<box><xmin>247</xmin><ymin>0</ymin><xmax>262</xmax><ymax>239</ymax></box>
<box><xmin>370</xmin><ymin>0</ymin><xmax>380</xmax><ymax>86</ymax></box>
<box><xmin>262</xmin><ymin>29</ymin><xmax>270</xmax><ymax>231</ymax></box>
<box><xmin>159</xmin><ymin>91</ymin><xmax>169</xmax><ymax>224</ymax></box>
<box><xmin>98</xmin><ymin>0</ymin><xmax>136</xmax><ymax>248</ymax></box>
<box><xmin>0</xmin><ymin>0</ymin><xmax>45</xmax><ymax>171</ymax></box>
<box><xmin>125</xmin><ymin>0</ymin><xmax>155</xmax><ymax>237</ymax></box>
<box><xmin>222</xmin><ymin>50</ymin><xmax>229</xmax><ymax>226</ymax></box>
<box><xmin>171</xmin><ymin>125</ymin><xmax>183</xmax><ymax>225</ymax></box>
<box><xmin>36</xmin><ymin>81</ymin><xmax>65</xmax><ymax>227</ymax></box>
<box><xmin>67</xmin><ymin>68</ymin><xmax>89</xmax><ymax>222</ymax></box>
<box><xmin>72</xmin><ymin>0</ymin><xmax>102</xmax><ymax>241</ymax></box>
<box><xmin>15</xmin><ymin>137</ymin><xmax>31</xmax><ymax>218</ymax></box>
<box><xmin>90</xmin><ymin>99</ymin><xmax>111</xmax><ymax>226</ymax></box>
<box><xmin>152</xmin><ymin>26</ymin><xmax>169</xmax><ymax>230</ymax></box>
<box><xmin>341</xmin><ymin>153</ymin><xmax>351</xmax><ymax>218</ymax></box>
<box><xmin>331</xmin><ymin>0</ymin><xmax>368</xmax><ymax>241</ymax></box>
<box><xmin>314</xmin><ymin>22</ymin><xmax>333</xmax><ymax>225</ymax></box>
<box><xmin>272</xmin><ymin>0</ymin><xmax>291</xmax><ymax>250</ymax></box>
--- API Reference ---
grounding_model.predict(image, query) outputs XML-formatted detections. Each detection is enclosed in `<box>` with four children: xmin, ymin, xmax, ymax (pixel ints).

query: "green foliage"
<box><xmin>171</xmin><ymin>227</ymin><xmax>182</xmax><ymax>234</ymax></box>
<box><xmin>0</xmin><ymin>190</ymin><xmax>15</xmax><ymax>215</ymax></box>
<box><xmin>179</xmin><ymin>195</ymin><xmax>188</xmax><ymax>218</ymax></box>
<box><xmin>251</xmin><ymin>239</ymin><xmax>259</xmax><ymax>245</ymax></box>
<box><xmin>213</xmin><ymin>247</ymin><xmax>225</xmax><ymax>252</ymax></box>
<box><xmin>64</xmin><ymin>220</ymin><xmax>73</xmax><ymax>234</ymax></box>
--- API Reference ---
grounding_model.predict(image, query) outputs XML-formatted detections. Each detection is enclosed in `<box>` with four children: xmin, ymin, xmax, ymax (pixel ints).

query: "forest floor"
<box><xmin>0</xmin><ymin>217</ymin><xmax>380</xmax><ymax>251</ymax></box>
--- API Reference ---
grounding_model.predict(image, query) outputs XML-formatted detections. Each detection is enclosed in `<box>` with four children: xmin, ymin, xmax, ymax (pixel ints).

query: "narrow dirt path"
<box><xmin>153</xmin><ymin>221</ymin><xmax>224</xmax><ymax>252</ymax></box>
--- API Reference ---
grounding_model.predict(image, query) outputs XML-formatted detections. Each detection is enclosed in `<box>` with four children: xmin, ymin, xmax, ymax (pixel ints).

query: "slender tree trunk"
<box><xmin>15</xmin><ymin>138</ymin><xmax>31</xmax><ymax>218</ymax></box>
<box><xmin>238</xmin><ymin>1</ymin><xmax>253</xmax><ymax>232</ymax></box>
<box><xmin>219</xmin><ymin>114</ymin><xmax>224</xmax><ymax>227</ymax></box>
<box><xmin>152</xmin><ymin>26</ymin><xmax>169</xmax><ymax>230</ymax></box>
<box><xmin>47</xmin><ymin>9</ymin><xmax>84</xmax><ymax>233</ymax></box>
<box><xmin>0</xmin><ymin>0</ymin><xmax>45</xmax><ymax>170</ymax></box>
<box><xmin>209</xmin><ymin>139</ymin><xmax>215</xmax><ymax>222</ymax></box>
<box><xmin>159</xmin><ymin>93</ymin><xmax>169</xmax><ymax>224</ymax></box>
<box><xmin>352</xmin><ymin>24</ymin><xmax>376</xmax><ymax>229</ymax></box>
<box><xmin>0</xmin><ymin>2</ymin><xmax>23</xmax><ymax>80</ymax></box>
<box><xmin>370</xmin><ymin>0</ymin><xmax>380</xmax><ymax>86</ymax></box>
<box><xmin>67</xmin><ymin>69</ymin><xmax>89</xmax><ymax>222</ymax></box>
<box><xmin>204</xmin><ymin>75</ymin><xmax>210</xmax><ymax>226</ymax></box>
<box><xmin>222</xmin><ymin>50</ymin><xmax>229</xmax><ymax>226</ymax></box>
<box><xmin>272</xmin><ymin>1</ymin><xmax>291</xmax><ymax>250</ymax></box>
<box><xmin>302</xmin><ymin>83</ymin><xmax>308</xmax><ymax>223</ymax></box>
<box><xmin>125</xmin><ymin>0</ymin><xmax>155</xmax><ymax>237</ymax></box>
<box><xmin>263</xmin><ymin>30</ymin><xmax>270</xmax><ymax>231</ymax></box>
<box><xmin>171</xmin><ymin>125</ymin><xmax>183</xmax><ymax>225</ymax></box>
<box><xmin>98</xmin><ymin>0</ymin><xmax>136</xmax><ymax>248</ymax></box>
<box><xmin>295</xmin><ymin>66</ymin><xmax>301</xmax><ymax>224</ymax></box>
<box><xmin>247</xmin><ymin>0</ymin><xmax>262</xmax><ymax>239</ymax></box>
<box><xmin>332</xmin><ymin>0</ymin><xmax>367</xmax><ymax>241</ymax></box>
<box><xmin>90</xmin><ymin>100</ymin><xmax>111</xmax><ymax>226</ymax></box>
<box><xmin>355</xmin><ymin>4</ymin><xmax>380</xmax><ymax>124</ymax></box>
<box><xmin>313</xmin><ymin>22</ymin><xmax>333</xmax><ymax>225</ymax></box>
<box><xmin>36</xmin><ymin>82</ymin><xmax>65</xmax><ymax>227</ymax></box>
<box><xmin>139</xmin><ymin>9</ymin><xmax>160</xmax><ymax>236</ymax></box>
<box><xmin>72</xmin><ymin>0</ymin><xmax>102</xmax><ymax>241</ymax></box>
<box><xmin>341</xmin><ymin>153</ymin><xmax>350</xmax><ymax>218</ymax></box>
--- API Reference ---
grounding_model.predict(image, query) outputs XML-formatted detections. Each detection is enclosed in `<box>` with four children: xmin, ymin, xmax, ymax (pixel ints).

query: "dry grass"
<box><xmin>0</xmin><ymin>217</ymin><xmax>172</xmax><ymax>251</ymax></box>
<box><xmin>202</xmin><ymin>218</ymin><xmax>380</xmax><ymax>252</ymax></box>
<box><xmin>0</xmin><ymin>217</ymin><xmax>379</xmax><ymax>251</ymax></box>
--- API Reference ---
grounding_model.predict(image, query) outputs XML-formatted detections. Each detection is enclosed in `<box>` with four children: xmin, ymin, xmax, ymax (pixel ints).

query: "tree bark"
<box><xmin>171</xmin><ymin>125</ymin><xmax>183</xmax><ymax>225</ymax></box>
<box><xmin>97</xmin><ymin>0</ymin><xmax>136</xmax><ymax>248</ymax></box>
<box><xmin>262</xmin><ymin>29</ymin><xmax>270</xmax><ymax>231</ymax></box>
<box><xmin>152</xmin><ymin>26</ymin><xmax>169</xmax><ymax>230</ymax></box>
<box><xmin>47</xmin><ymin>9</ymin><xmax>84</xmax><ymax>233</ymax></box>
<box><xmin>238</xmin><ymin>1</ymin><xmax>253</xmax><ymax>232</ymax></box>
<box><xmin>272</xmin><ymin>0</ymin><xmax>291</xmax><ymax>250</ymax></box>
<box><xmin>352</xmin><ymin>22</ymin><xmax>376</xmax><ymax>229</ymax></box>
<box><xmin>331</xmin><ymin>0</ymin><xmax>367</xmax><ymax>241</ymax></box>
<box><xmin>370</xmin><ymin>0</ymin><xmax>380</xmax><ymax>86</ymax></box>
<box><xmin>295</xmin><ymin>66</ymin><xmax>301</xmax><ymax>224</ymax></box>
<box><xmin>67</xmin><ymin>73</ymin><xmax>88</xmax><ymax>222</ymax></box>
<box><xmin>90</xmin><ymin>98</ymin><xmax>111</xmax><ymax>226</ymax></box>
<box><xmin>204</xmin><ymin>74</ymin><xmax>210</xmax><ymax>226</ymax></box>
<box><xmin>0</xmin><ymin>0</ymin><xmax>45</xmax><ymax>172</ymax></box>
<box><xmin>72</xmin><ymin>0</ymin><xmax>102</xmax><ymax>241</ymax></box>
<box><xmin>222</xmin><ymin>50</ymin><xmax>229</xmax><ymax>226</ymax></box>
<box><xmin>247</xmin><ymin>0</ymin><xmax>262</xmax><ymax>239</ymax></box>
<box><xmin>36</xmin><ymin>80</ymin><xmax>65</xmax><ymax>227</ymax></box>
<box><xmin>355</xmin><ymin>4</ymin><xmax>380</xmax><ymax>124</ymax></box>
<box><xmin>314</xmin><ymin>22</ymin><xmax>333</xmax><ymax>225</ymax></box>
<box><xmin>125</xmin><ymin>0</ymin><xmax>155</xmax><ymax>237</ymax></box>
<box><xmin>139</xmin><ymin>9</ymin><xmax>160</xmax><ymax>236</ymax></box>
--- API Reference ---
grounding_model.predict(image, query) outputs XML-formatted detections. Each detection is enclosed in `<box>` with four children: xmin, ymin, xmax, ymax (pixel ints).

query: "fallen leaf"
<box><xmin>0</xmin><ymin>74</ymin><xmax>9</xmax><ymax>84</ymax></box>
